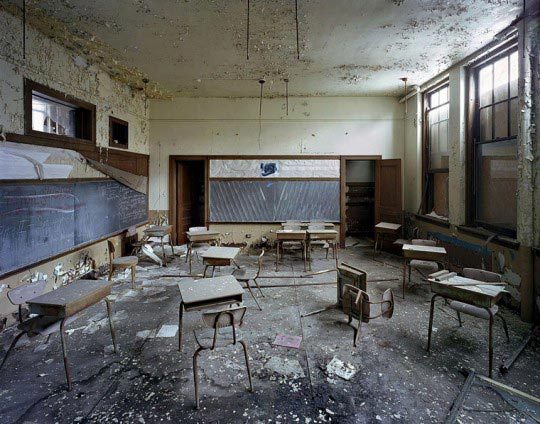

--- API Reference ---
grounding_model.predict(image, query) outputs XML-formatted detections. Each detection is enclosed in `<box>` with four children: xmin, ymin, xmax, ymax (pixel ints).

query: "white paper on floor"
<box><xmin>136</xmin><ymin>329</ymin><xmax>157</xmax><ymax>339</ymax></box>
<box><xmin>156</xmin><ymin>324</ymin><xmax>178</xmax><ymax>338</ymax></box>
<box><xmin>326</xmin><ymin>357</ymin><xmax>357</xmax><ymax>381</ymax></box>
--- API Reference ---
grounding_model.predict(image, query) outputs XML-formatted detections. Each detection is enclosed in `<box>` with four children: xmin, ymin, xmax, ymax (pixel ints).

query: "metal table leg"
<box><xmin>59</xmin><ymin>318</ymin><xmax>72</xmax><ymax>391</ymax></box>
<box><xmin>427</xmin><ymin>294</ymin><xmax>441</xmax><ymax>352</ymax></box>
<box><xmin>105</xmin><ymin>298</ymin><xmax>117</xmax><ymax>354</ymax></box>
<box><xmin>178</xmin><ymin>302</ymin><xmax>184</xmax><ymax>351</ymax></box>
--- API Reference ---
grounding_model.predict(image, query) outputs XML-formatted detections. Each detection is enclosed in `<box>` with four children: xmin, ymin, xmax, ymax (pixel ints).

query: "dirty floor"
<box><xmin>1</xmin><ymin>246</ymin><xmax>539</xmax><ymax>423</ymax></box>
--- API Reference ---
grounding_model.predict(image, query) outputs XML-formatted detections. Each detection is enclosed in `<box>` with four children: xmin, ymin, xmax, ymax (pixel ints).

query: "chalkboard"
<box><xmin>209</xmin><ymin>180</ymin><xmax>340</xmax><ymax>222</ymax></box>
<box><xmin>0</xmin><ymin>180</ymin><xmax>147</xmax><ymax>276</ymax></box>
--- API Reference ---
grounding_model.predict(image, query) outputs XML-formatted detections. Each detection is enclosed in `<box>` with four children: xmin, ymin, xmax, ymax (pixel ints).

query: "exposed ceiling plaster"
<box><xmin>1</xmin><ymin>0</ymin><xmax>522</xmax><ymax>98</ymax></box>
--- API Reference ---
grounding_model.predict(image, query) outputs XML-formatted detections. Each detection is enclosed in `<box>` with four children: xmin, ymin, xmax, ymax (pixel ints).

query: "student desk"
<box><xmin>427</xmin><ymin>271</ymin><xmax>506</xmax><ymax>378</ymax></box>
<box><xmin>275</xmin><ymin>230</ymin><xmax>307</xmax><ymax>272</ymax></box>
<box><xmin>306</xmin><ymin>229</ymin><xmax>339</xmax><ymax>270</ymax></box>
<box><xmin>177</xmin><ymin>275</ymin><xmax>244</xmax><ymax>350</ymax></box>
<box><xmin>186</xmin><ymin>230</ymin><xmax>221</xmax><ymax>273</ymax></box>
<box><xmin>201</xmin><ymin>246</ymin><xmax>241</xmax><ymax>277</ymax></box>
<box><xmin>401</xmin><ymin>244</ymin><xmax>447</xmax><ymax>299</ymax></box>
<box><xmin>26</xmin><ymin>280</ymin><xmax>116</xmax><ymax>390</ymax></box>
<box><xmin>144</xmin><ymin>225</ymin><xmax>174</xmax><ymax>266</ymax></box>
<box><xmin>374</xmin><ymin>222</ymin><xmax>402</xmax><ymax>255</ymax></box>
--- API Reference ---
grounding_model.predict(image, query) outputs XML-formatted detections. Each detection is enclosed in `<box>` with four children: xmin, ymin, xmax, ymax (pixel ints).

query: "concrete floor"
<box><xmin>0</xmin><ymin>245</ymin><xmax>539</xmax><ymax>423</ymax></box>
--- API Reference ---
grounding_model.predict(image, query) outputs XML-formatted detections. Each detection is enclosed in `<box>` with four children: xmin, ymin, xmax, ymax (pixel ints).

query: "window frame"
<box><xmin>109</xmin><ymin>116</ymin><xmax>129</xmax><ymax>149</ymax></box>
<box><xmin>467</xmin><ymin>42</ymin><xmax>518</xmax><ymax>238</ymax></box>
<box><xmin>24</xmin><ymin>79</ymin><xmax>96</xmax><ymax>146</ymax></box>
<box><xmin>421</xmin><ymin>79</ymin><xmax>450</xmax><ymax>218</ymax></box>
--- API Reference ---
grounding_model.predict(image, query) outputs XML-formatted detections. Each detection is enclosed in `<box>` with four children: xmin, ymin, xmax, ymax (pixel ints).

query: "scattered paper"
<box><xmin>326</xmin><ymin>357</ymin><xmax>357</xmax><ymax>381</ymax></box>
<box><xmin>156</xmin><ymin>324</ymin><xmax>178</xmax><ymax>338</ymax></box>
<box><xmin>273</xmin><ymin>333</ymin><xmax>303</xmax><ymax>349</ymax></box>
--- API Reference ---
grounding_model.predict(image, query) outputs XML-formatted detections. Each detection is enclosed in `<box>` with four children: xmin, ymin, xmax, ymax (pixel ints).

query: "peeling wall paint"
<box><xmin>0</xmin><ymin>8</ymin><xmax>150</xmax><ymax>155</ymax></box>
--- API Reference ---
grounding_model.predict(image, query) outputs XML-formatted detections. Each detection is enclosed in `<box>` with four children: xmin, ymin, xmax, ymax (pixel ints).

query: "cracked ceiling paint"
<box><xmin>1</xmin><ymin>0</ymin><xmax>522</xmax><ymax>98</ymax></box>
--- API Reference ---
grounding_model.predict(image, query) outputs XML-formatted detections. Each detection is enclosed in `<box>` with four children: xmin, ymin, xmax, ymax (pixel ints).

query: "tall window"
<box><xmin>25</xmin><ymin>80</ymin><xmax>95</xmax><ymax>144</ymax></box>
<box><xmin>471</xmin><ymin>47</ymin><xmax>518</xmax><ymax>237</ymax></box>
<box><xmin>423</xmin><ymin>83</ymin><xmax>449</xmax><ymax>219</ymax></box>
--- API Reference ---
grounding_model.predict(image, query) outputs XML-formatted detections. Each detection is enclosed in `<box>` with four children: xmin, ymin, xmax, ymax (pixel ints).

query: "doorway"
<box><xmin>344</xmin><ymin>160</ymin><xmax>375</xmax><ymax>247</ymax></box>
<box><xmin>175</xmin><ymin>160</ymin><xmax>206</xmax><ymax>245</ymax></box>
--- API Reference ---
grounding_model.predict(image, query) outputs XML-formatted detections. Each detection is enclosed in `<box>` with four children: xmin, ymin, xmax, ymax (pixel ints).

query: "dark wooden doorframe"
<box><xmin>168</xmin><ymin>156</ymin><xmax>209</xmax><ymax>245</ymax></box>
<box><xmin>340</xmin><ymin>156</ymin><xmax>381</xmax><ymax>248</ymax></box>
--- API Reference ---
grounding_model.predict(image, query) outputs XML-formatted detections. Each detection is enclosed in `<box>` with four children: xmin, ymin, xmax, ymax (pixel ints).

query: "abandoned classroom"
<box><xmin>0</xmin><ymin>1</ymin><xmax>539</xmax><ymax>423</ymax></box>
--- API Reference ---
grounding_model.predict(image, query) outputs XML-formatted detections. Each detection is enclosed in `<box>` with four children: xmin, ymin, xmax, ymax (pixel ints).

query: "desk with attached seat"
<box><xmin>402</xmin><ymin>244</ymin><xmax>447</xmax><ymax>299</ymax></box>
<box><xmin>201</xmin><ymin>246</ymin><xmax>241</xmax><ymax>277</ymax></box>
<box><xmin>275</xmin><ymin>230</ymin><xmax>307</xmax><ymax>272</ymax></box>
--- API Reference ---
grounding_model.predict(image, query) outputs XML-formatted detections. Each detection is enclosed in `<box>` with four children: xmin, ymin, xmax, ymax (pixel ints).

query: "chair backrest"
<box><xmin>411</xmin><ymin>239</ymin><xmax>437</xmax><ymax>247</ymax></box>
<box><xmin>189</xmin><ymin>226</ymin><xmax>207</xmax><ymax>233</ymax></box>
<box><xmin>7</xmin><ymin>279</ymin><xmax>47</xmax><ymax>306</ymax></box>
<box><xmin>463</xmin><ymin>268</ymin><xmax>502</xmax><ymax>283</ymax></box>
<box><xmin>308</xmin><ymin>223</ymin><xmax>325</xmax><ymax>230</ymax></box>
<box><xmin>202</xmin><ymin>307</ymin><xmax>247</xmax><ymax>348</ymax></box>
<box><xmin>342</xmin><ymin>285</ymin><xmax>394</xmax><ymax>323</ymax></box>
<box><xmin>107</xmin><ymin>240</ymin><xmax>116</xmax><ymax>264</ymax></box>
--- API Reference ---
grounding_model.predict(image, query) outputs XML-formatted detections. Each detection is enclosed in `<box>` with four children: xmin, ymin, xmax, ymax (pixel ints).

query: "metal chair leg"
<box><xmin>105</xmin><ymin>299</ymin><xmax>117</xmax><ymax>353</ymax></box>
<box><xmin>457</xmin><ymin>311</ymin><xmax>463</xmax><ymax>327</ymax></box>
<box><xmin>498</xmin><ymin>315</ymin><xmax>510</xmax><ymax>342</ymax></box>
<box><xmin>131</xmin><ymin>266</ymin><xmax>136</xmax><ymax>290</ymax></box>
<box><xmin>427</xmin><ymin>294</ymin><xmax>440</xmax><ymax>352</ymax></box>
<box><xmin>353</xmin><ymin>320</ymin><xmax>362</xmax><ymax>347</ymax></box>
<box><xmin>193</xmin><ymin>347</ymin><xmax>204</xmax><ymax>409</ymax></box>
<box><xmin>108</xmin><ymin>267</ymin><xmax>113</xmax><ymax>281</ymax></box>
<box><xmin>245</xmin><ymin>280</ymin><xmax>262</xmax><ymax>311</ymax></box>
<box><xmin>488</xmin><ymin>309</ymin><xmax>494</xmax><ymax>378</ymax></box>
<box><xmin>253</xmin><ymin>277</ymin><xmax>265</xmax><ymax>297</ymax></box>
<box><xmin>59</xmin><ymin>318</ymin><xmax>72</xmax><ymax>391</ymax></box>
<box><xmin>239</xmin><ymin>341</ymin><xmax>253</xmax><ymax>392</ymax></box>
<box><xmin>0</xmin><ymin>331</ymin><xmax>25</xmax><ymax>370</ymax></box>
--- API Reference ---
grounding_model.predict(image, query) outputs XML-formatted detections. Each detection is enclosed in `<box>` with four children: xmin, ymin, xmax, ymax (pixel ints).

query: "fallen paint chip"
<box><xmin>264</xmin><ymin>356</ymin><xmax>305</xmax><ymax>378</ymax></box>
<box><xmin>273</xmin><ymin>333</ymin><xmax>302</xmax><ymax>349</ymax></box>
<box><xmin>156</xmin><ymin>324</ymin><xmax>178</xmax><ymax>338</ymax></box>
<box><xmin>326</xmin><ymin>357</ymin><xmax>357</xmax><ymax>381</ymax></box>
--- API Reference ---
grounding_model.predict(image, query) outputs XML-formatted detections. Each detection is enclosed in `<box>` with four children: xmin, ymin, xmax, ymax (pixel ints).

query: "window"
<box><xmin>470</xmin><ymin>46</ymin><xmax>518</xmax><ymax>237</ymax></box>
<box><xmin>25</xmin><ymin>80</ymin><xmax>95</xmax><ymax>144</ymax></box>
<box><xmin>109</xmin><ymin>116</ymin><xmax>129</xmax><ymax>149</ymax></box>
<box><xmin>423</xmin><ymin>83</ymin><xmax>449</xmax><ymax>219</ymax></box>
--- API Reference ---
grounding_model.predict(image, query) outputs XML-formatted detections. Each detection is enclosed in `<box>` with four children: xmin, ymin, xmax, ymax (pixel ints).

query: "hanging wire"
<box><xmin>295</xmin><ymin>0</ymin><xmax>300</xmax><ymax>59</ymax></box>
<box><xmin>246</xmin><ymin>0</ymin><xmax>250</xmax><ymax>60</ymax></box>
<box><xmin>22</xmin><ymin>0</ymin><xmax>26</xmax><ymax>60</ymax></box>
<box><xmin>259</xmin><ymin>79</ymin><xmax>265</xmax><ymax>117</ymax></box>
<box><xmin>284</xmin><ymin>78</ymin><xmax>289</xmax><ymax>116</ymax></box>
<box><xmin>142</xmin><ymin>78</ymin><xmax>149</xmax><ymax>114</ymax></box>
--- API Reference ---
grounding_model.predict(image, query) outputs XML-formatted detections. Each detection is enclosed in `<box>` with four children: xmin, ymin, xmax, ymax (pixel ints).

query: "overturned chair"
<box><xmin>192</xmin><ymin>306</ymin><xmax>253</xmax><ymax>409</ymax></box>
<box><xmin>342</xmin><ymin>285</ymin><xmax>394</xmax><ymax>347</ymax></box>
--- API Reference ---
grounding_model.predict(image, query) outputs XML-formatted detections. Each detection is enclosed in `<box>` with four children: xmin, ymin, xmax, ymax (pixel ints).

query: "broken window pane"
<box><xmin>480</xmin><ymin>107</ymin><xmax>492</xmax><ymax>141</ymax></box>
<box><xmin>475</xmin><ymin>139</ymin><xmax>517</xmax><ymax>232</ymax></box>
<box><xmin>32</xmin><ymin>94</ymin><xmax>77</xmax><ymax>137</ymax></box>
<box><xmin>432</xmin><ymin>172</ymin><xmax>449</xmax><ymax>217</ymax></box>
<box><xmin>494</xmin><ymin>102</ymin><xmax>508</xmax><ymax>139</ymax></box>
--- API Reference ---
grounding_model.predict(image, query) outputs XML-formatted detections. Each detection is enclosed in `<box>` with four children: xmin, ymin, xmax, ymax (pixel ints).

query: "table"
<box><xmin>186</xmin><ymin>229</ymin><xmax>221</xmax><ymax>273</ymax></box>
<box><xmin>401</xmin><ymin>244</ymin><xmax>447</xmax><ymax>299</ymax></box>
<box><xmin>427</xmin><ymin>271</ymin><xmax>507</xmax><ymax>377</ymax></box>
<box><xmin>177</xmin><ymin>275</ymin><xmax>244</xmax><ymax>350</ymax></box>
<box><xmin>306</xmin><ymin>229</ymin><xmax>338</xmax><ymax>270</ymax></box>
<box><xmin>201</xmin><ymin>246</ymin><xmax>241</xmax><ymax>277</ymax></box>
<box><xmin>144</xmin><ymin>225</ymin><xmax>174</xmax><ymax>266</ymax></box>
<box><xmin>374</xmin><ymin>222</ymin><xmax>402</xmax><ymax>255</ymax></box>
<box><xmin>281</xmin><ymin>222</ymin><xmax>335</xmax><ymax>230</ymax></box>
<box><xmin>27</xmin><ymin>280</ymin><xmax>116</xmax><ymax>390</ymax></box>
<box><xmin>275</xmin><ymin>230</ymin><xmax>307</xmax><ymax>272</ymax></box>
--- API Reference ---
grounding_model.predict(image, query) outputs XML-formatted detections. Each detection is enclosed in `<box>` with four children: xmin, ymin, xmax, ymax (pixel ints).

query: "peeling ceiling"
<box><xmin>2</xmin><ymin>0</ymin><xmax>523</xmax><ymax>97</ymax></box>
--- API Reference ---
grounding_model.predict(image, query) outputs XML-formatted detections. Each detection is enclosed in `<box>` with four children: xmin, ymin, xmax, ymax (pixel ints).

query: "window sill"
<box><xmin>414</xmin><ymin>214</ymin><xmax>451</xmax><ymax>228</ymax></box>
<box><xmin>457</xmin><ymin>225</ymin><xmax>520</xmax><ymax>250</ymax></box>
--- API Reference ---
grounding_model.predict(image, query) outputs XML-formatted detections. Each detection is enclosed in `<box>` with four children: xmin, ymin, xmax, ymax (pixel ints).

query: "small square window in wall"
<box><xmin>422</xmin><ymin>82</ymin><xmax>449</xmax><ymax>221</ymax></box>
<box><xmin>109</xmin><ymin>116</ymin><xmax>129</xmax><ymax>149</ymax></box>
<box><xmin>469</xmin><ymin>45</ymin><xmax>518</xmax><ymax>238</ymax></box>
<box><xmin>25</xmin><ymin>79</ymin><xmax>96</xmax><ymax>145</ymax></box>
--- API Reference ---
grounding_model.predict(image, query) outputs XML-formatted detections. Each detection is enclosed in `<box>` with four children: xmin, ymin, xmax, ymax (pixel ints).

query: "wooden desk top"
<box><xmin>27</xmin><ymin>280</ymin><xmax>112</xmax><ymax>318</ymax></box>
<box><xmin>144</xmin><ymin>225</ymin><xmax>173</xmax><ymax>235</ymax></box>
<box><xmin>403</xmin><ymin>244</ymin><xmax>446</xmax><ymax>254</ymax></box>
<box><xmin>276</xmin><ymin>230</ymin><xmax>307</xmax><ymax>240</ymax></box>
<box><xmin>429</xmin><ymin>272</ymin><xmax>506</xmax><ymax>308</ymax></box>
<box><xmin>307</xmin><ymin>229</ymin><xmax>338</xmax><ymax>235</ymax></box>
<box><xmin>178</xmin><ymin>275</ymin><xmax>243</xmax><ymax>305</ymax></box>
<box><xmin>202</xmin><ymin>246</ymin><xmax>240</xmax><ymax>260</ymax></box>
<box><xmin>375</xmin><ymin>222</ymin><xmax>402</xmax><ymax>231</ymax></box>
<box><xmin>186</xmin><ymin>229</ymin><xmax>221</xmax><ymax>237</ymax></box>
<box><xmin>281</xmin><ymin>222</ymin><xmax>335</xmax><ymax>229</ymax></box>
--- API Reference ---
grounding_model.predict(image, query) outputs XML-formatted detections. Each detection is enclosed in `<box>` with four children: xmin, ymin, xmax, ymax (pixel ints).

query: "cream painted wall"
<box><xmin>0</xmin><ymin>9</ymin><xmax>149</xmax><ymax>155</ymax></box>
<box><xmin>149</xmin><ymin>96</ymin><xmax>405</xmax><ymax>211</ymax></box>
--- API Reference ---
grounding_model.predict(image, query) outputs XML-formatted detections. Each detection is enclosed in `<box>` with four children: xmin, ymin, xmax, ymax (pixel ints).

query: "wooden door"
<box><xmin>176</xmin><ymin>162</ymin><xmax>194</xmax><ymax>245</ymax></box>
<box><xmin>375</xmin><ymin>159</ymin><xmax>402</xmax><ymax>225</ymax></box>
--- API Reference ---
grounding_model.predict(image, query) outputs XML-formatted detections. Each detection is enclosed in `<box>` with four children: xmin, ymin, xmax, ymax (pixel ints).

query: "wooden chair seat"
<box><xmin>232</xmin><ymin>268</ymin><xmax>257</xmax><ymax>281</ymax></box>
<box><xmin>112</xmin><ymin>256</ymin><xmax>138</xmax><ymax>267</ymax></box>
<box><xmin>449</xmin><ymin>301</ymin><xmax>498</xmax><ymax>320</ymax></box>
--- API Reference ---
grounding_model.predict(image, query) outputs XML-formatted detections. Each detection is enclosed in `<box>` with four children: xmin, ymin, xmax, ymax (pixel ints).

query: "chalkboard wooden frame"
<box><xmin>0</xmin><ymin>178</ymin><xmax>148</xmax><ymax>278</ymax></box>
